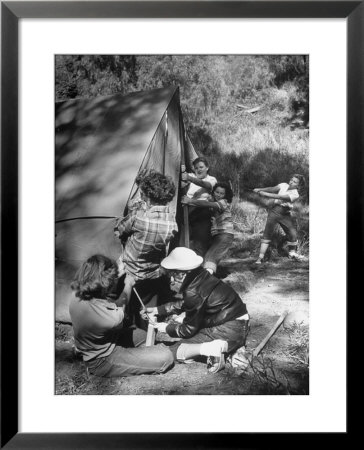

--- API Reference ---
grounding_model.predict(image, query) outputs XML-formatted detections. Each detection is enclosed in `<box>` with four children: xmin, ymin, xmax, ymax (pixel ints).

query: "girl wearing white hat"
<box><xmin>142</xmin><ymin>247</ymin><xmax>249</xmax><ymax>373</ymax></box>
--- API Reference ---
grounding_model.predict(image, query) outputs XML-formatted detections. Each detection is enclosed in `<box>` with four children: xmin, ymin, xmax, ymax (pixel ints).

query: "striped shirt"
<box><xmin>211</xmin><ymin>199</ymin><xmax>234</xmax><ymax>236</ymax></box>
<box><xmin>116</xmin><ymin>205</ymin><xmax>178</xmax><ymax>280</ymax></box>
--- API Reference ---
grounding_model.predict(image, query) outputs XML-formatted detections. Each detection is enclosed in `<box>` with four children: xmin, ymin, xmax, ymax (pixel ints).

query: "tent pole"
<box><xmin>177</xmin><ymin>90</ymin><xmax>190</xmax><ymax>249</ymax></box>
<box><xmin>183</xmin><ymin>205</ymin><xmax>190</xmax><ymax>248</ymax></box>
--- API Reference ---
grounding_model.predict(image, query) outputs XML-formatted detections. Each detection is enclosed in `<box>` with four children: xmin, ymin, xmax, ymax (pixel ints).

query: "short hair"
<box><xmin>71</xmin><ymin>255</ymin><xmax>118</xmax><ymax>301</ymax></box>
<box><xmin>135</xmin><ymin>169</ymin><xmax>176</xmax><ymax>205</ymax></box>
<box><xmin>213</xmin><ymin>182</ymin><xmax>234</xmax><ymax>203</ymax></box>
<box><xmin>192</xmin><ymin>157</ymin><xmax>209</xmax><ymax>168</ymax></box>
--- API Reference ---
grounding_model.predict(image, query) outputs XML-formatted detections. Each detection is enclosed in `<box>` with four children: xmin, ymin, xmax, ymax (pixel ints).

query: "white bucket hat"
<box><xmin>161</xmin><ymin>247</ymin><xmax>203</xmax><ymax>271</ymax></box>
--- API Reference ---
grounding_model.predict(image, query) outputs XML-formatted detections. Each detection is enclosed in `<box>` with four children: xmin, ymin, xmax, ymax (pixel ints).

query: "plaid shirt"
<box><xmin>116</xmin><ymin>204</ymin><xmax>178</xmax><ymax>280</ymax></box>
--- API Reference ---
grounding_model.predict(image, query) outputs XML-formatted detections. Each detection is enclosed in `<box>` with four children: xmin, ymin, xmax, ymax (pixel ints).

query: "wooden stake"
<box><xmin>133</xmin><ymin>287</ymin><xmax>156</xmax><ymax>347</ymax></box>
<box><xmin>252</xmin><ymin>311</ymin><xmax>288</xmax><ymax>357</ymax></box>
<box><xmin>146</xmin><ymin>324</ymin><xmax>156</xmax><ymax>347</ymax></box>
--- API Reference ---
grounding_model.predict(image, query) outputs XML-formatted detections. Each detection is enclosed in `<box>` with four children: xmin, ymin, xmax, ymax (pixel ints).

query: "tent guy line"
<box><xmin>55</xmin><ymin>216</ymin><xmax>117</xmax><ymax>224</ymax></box>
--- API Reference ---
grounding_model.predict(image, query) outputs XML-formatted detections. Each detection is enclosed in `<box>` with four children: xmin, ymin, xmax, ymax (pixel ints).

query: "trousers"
<box><xmin>204</xmin><ymin>232</ymin><xmax>234</xmax><ymax>272</ymax></box>
<box><xmin>263</xmin><ymin>205</ymin><xmax>297</xmax><ymax>243</ymax></box>
<box><xmin>86</xmin><ymin>326</ymin><xmax>174</xmax><ymax>378</ymax></box>
<box><xmin>168</xmin><ymin>319</ymin><xmax>249</xmax><ymax>359</ymax></box>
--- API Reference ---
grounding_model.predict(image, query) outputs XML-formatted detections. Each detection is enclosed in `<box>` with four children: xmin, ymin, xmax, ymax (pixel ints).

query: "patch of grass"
<box><xmin>283</xmin><ymin>323</ymin><xmax>309</xmax><ymax>367</ymax></box>
<box><xmin>55</xmin><ymin>323</ymin><xmax>73</xmax><ymax>342</ymax></box>
<box><xmin>55</xmin><ymin>369</ymin><xmax>91</xmax><ymax>395</ymax></box>
<box><xmin>230</xmin><ymin>199</ymin><xmax>309</xmax><ymax>259</ymax></box>
<box><xmin>245</xmin><ymin>355</ymin><xmax>289</xmax><ymax>394</ymax></box>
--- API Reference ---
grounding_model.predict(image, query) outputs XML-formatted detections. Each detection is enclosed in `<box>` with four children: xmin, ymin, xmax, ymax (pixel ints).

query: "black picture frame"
<box><xmin>1</xmin><ymin>1</ymin><xmax>359</xmax><ymax>447</ymax></box>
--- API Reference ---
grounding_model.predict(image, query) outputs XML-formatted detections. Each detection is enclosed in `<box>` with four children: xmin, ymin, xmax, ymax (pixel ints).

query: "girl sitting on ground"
<box><xmin>181</xmin><ymin>182</ymin><xmax>234</xmax><ymax>274</ymax></box>
<box><xmin>253</xmin><ymin>174</ymin><xmax>306</xmax><ymax>264</ymax></box>
<box><xmin>69</xmin><ymin>254</ymin><xmax>174</xmax><ymax>378</ymax></box>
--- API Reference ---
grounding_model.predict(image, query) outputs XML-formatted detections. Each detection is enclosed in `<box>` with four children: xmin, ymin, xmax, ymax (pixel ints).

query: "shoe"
<box><xmin>288</xmin><ymin>251</ymin><xmax>304</xmax><ymax>261</ymax></box>
<box><xmin>240</xmin><ymin>319</ymin><xmax>250</xmax><ymax>346</ymax></box>
<box><xmin>229</xmin><ymin>346</ymin><xmax>250</xmax><ymax>370</ymax></box>
<box><xmin>254</xmin><ymin>258</ymin><xmax>263</xmax><ymax>265</ymax></box>
<box><xmin>205</xmin><ymin>340</ymin><xmax>228</xmax><ymax>374</ymax></box>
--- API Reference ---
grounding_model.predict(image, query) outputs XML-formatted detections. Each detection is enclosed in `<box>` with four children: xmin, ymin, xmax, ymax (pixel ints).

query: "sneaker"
<box><xmin>254</xmin><ymin>258</ymin><xmax>263</xmax><ymax>265</ymax></box>
<box><xmin>204</xmin><ymin>340</ymin><xmax>228</xmax><ymax>374</ymax></box>
<box><xmin>229</xmin><ymin>346</ymin><xmax>250</xmax><ymax>370</ymax></box>
<box><xmin>288</xmin><ymin>251</ymin><xmax>304</xmax><ymax>261</ymax></box>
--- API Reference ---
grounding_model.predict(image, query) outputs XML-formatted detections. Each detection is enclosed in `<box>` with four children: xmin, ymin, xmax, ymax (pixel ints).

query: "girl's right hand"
<box><xmin>253</xmin><ymin>188</ymin><xmax>261</xmax><ymax>193</ymax></box>
<box><xmin>140</xmin><ymin>307</ymin><xmax>158</xmax><ymax>323</ymax></box>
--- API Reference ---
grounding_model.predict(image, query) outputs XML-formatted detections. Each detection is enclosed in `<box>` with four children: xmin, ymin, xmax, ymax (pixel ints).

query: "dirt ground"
<box><xmin>55</xmin><ymin>255</ymin><xmax>309</xmax><ymax>395</ymax></box>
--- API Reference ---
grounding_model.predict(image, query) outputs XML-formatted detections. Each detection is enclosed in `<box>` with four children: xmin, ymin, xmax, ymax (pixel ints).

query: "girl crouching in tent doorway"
<box><xmin>142</xmin><ymin>247</ymin><xmax>250</xmax><ymax>374</ymax></box>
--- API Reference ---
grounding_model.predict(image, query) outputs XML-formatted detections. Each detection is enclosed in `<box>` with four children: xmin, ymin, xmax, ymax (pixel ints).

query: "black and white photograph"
<box><xmin>55</xmin><ymin>55</ymin><xmax>310</xmax><ymax>395</ymax></box>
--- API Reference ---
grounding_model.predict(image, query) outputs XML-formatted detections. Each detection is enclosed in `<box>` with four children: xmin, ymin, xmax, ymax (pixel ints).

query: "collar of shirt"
<box><xmin>90</xmin><ymin>298</ymin><xmax>118</xmax><ymax>310</ymax></box>
<box><xmin>147</xmin><ymin>205</ymin><xmax>170</xmax><ymax>213</ymax></box>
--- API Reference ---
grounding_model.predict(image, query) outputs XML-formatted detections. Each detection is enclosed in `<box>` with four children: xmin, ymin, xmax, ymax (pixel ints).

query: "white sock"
<box><xmin>199</xmin><ymin>340</ymin><xmax>227</xmax><ymax>357</ymax></box>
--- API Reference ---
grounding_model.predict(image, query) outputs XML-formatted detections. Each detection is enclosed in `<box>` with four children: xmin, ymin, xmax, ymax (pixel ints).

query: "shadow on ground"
<box><xmin>55</xmin><ymin>256</ymin><xmax>309</xmax><ymax>395</ymax></box>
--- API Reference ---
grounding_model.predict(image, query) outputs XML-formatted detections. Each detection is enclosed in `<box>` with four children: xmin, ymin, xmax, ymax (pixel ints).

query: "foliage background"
<box><xmin>55</xmin><ymin>55</ymin><xmax>309</xmax><ymax>200</ymax></box>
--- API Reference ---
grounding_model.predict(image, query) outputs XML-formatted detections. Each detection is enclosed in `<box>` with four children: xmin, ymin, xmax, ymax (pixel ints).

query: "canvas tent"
<box><xmin>56</xmin><ymin>86</ymin><xmax>197</xmax><ymax>323</ymax></box>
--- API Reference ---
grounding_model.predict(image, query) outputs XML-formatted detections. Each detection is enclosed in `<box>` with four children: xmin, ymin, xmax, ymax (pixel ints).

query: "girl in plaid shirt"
<box><xmin>182</xmin><ymin>182</ymin><xmax>234</xmax><ymax>274</ymax></box>
<box><xmin>114</xmin><ymin>170</ymin><xmax>178</xmax><ymax>329</ymax></box>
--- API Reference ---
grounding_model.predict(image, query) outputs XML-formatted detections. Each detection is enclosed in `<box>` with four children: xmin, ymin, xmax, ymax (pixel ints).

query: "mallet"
<box><xmin>133</xmin><ymin>287</ymin><xmax>156</xmax><ymax>347</ymax></box>
<box><xmin>252</xmin><ymin>311</ymin><xmax>289</xmax><ymax>357</ymax></box>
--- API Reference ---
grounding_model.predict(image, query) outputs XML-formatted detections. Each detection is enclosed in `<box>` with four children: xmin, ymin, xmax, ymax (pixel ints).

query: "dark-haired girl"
<box><xmin>69</xmin><ymin>254</ymin><xmax>174</xmax><ymax>378</ymax></box>
<box><xmin>253</xmin><ymin>174</ymin><xmax>306</xmax><ymax>264</ymax></box>
<box><xmin>182</xmin><ymin>182</ymin><xmax>234</xmax><ymax>274</ymax></box>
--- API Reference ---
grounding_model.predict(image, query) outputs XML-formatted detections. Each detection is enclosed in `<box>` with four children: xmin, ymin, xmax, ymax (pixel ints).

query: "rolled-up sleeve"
<box><xmin>117</xmin><ymin>215</ymin><xmax>135</xmax><ymax>238</ymax></box>
<box><xmin>287</xmin><ymin>189</ymin><xmax>299</xmax><ymax>202</ymax></box>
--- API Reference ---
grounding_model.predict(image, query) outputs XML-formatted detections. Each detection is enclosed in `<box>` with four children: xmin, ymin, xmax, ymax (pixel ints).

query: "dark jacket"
<box><xmin>157</xmin><ymin>267</ymin><xmax>248</xmax><ymax>339</ymax></box>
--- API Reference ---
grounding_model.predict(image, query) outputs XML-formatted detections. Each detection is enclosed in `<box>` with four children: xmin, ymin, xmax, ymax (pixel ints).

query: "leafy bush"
<box><xmin>55</xmin><ymin>55</ymin><xmax>309</xmax><ymax>256</ymax></box>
